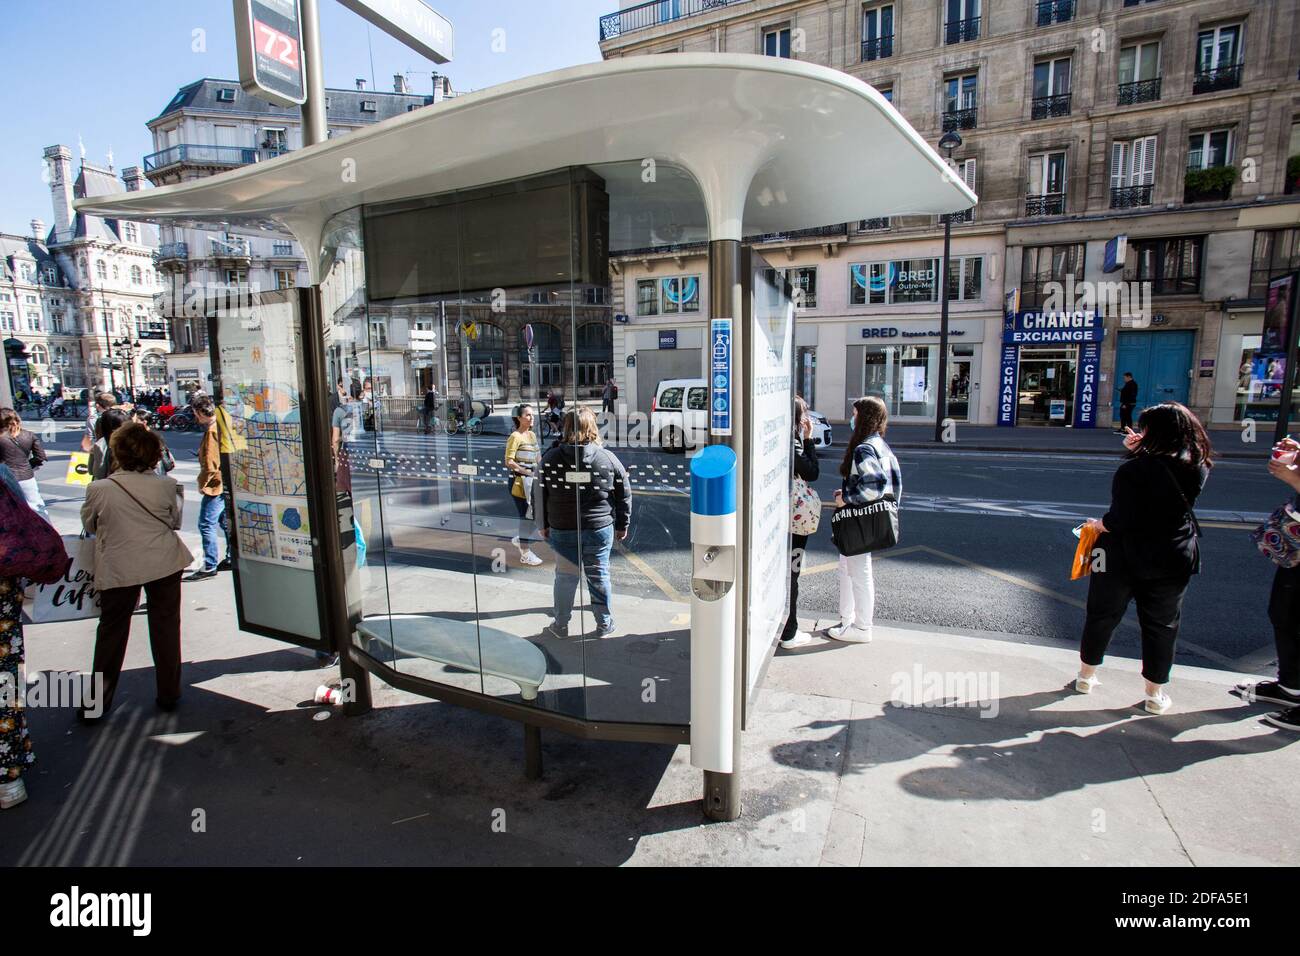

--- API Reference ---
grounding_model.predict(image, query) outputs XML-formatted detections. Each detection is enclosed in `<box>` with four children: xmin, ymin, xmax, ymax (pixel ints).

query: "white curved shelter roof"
<box><xmin>76</xmin><ymin>53</ymin><xmax>976</xmax><ymax>282</ymax></box>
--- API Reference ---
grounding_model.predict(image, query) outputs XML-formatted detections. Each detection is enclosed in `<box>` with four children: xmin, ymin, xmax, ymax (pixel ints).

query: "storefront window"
<box><xmin>1250</xmin><ymin>229</ymin><xmax>1300</xmax><ymax>300</ymax></box>
<box><xmin>1126</xmin><ymin>235</ymin><xmax>1203</xmax><ymax>294</ymax></box>
<box><xmin>851</xmin><ymin>258</ymin><xmax>940</xmax><ymax>305</ymax></box>
<box><xmin>863</xmin><ymin>344</ymin><xmax>974</xmax><ymax>419</ymax></box>
<box><xmin>1017</xmin><ymin>345</ymin><xmax>1077</xmax><ymax>425</ymax></box>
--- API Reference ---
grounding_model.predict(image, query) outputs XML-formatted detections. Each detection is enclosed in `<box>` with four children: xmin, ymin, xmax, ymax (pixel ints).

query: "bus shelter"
<box><xmin>77</xmin><ymin>53</ymin><xmax>975</xmax><ymax>818</ymax></box>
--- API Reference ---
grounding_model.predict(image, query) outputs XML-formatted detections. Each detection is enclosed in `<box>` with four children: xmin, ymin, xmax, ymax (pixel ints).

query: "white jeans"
<box><xmin>18</xmin><ymin>476</ymin><xmax>48</xmax><ymax>518</ymax></box>
<box><xmin>837</xmin><ymin>552</ymin><xmax>875</xmax><ymax>630</ymax></box>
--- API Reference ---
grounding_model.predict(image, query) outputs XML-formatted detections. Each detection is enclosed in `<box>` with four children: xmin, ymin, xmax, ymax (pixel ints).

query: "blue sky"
<box><xmin>0</xmin><ymin>0</ymin><xmax>612</xmax><ymax>233</ymax></box>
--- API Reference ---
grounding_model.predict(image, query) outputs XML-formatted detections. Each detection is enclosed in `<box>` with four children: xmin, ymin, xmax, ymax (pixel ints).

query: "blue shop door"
<box><xmin>1113</xmin><ymin>330</ymin><xmax>1194</xmax><ymax>417</ymax></box>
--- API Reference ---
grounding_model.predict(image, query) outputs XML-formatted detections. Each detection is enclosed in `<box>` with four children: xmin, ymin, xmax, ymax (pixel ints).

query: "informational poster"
<box><xmin>217</xmin><ymin>303</ymin><xmax>313</xmax><ymax>569</ymax></box>
<box><xmin>746</xmin><ymin>263</ymin><xmax>793</xmax><ymax>697</ymax></box>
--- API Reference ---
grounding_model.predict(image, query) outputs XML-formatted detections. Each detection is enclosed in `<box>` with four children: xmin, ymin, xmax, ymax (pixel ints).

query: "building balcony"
<box><xmin>861</xmin><ymin>35</ymin><xmax>893</xmax><ymax>61</ymax></box>
<box><xmin>942</xmin><ymin>209</ymin><xmax>974</xmax><ymax>225</ymax></box>
<box><xmin>209</xmin><ymin>236</ymin><xmax>252</xmax><ymax>261</ymax></box>
<box><xmin>143</xmin><ymin>144</ymin><xmax>260</xmax><ymax>174</ymax></box>
<box><xmin>858</xmin><ymin>217</ymin><xmax>890</xmax><ymax>231</ymax></box>
<box><xmin>1117</xmin><ymin>77</ymin><xmax>1161</xmax><ymax>105</ymax></box>
<box><xmin>1025</xmin><ymin>193</ymin><xmax>1066</xmax><ymax>217</ymax></box>
<box><xmin>942</xmin><ymin>106</ymin><xmax>978</xmax><ymax>132</ymax></box>
<box><xmin>270</xmin><ymin>241</ymin><xmax>298</xmax><ymax>258</ymax></box>
<box><xmin>1110</xmin><ymin>184</ymin><xmax>1154</xmax><ymax>209</ymax></box>
<box><xmin>154</xmin><ymin>242</ymin><xmax>188</xmax><ymax>265</ymax></box>
<box><xmin>1193</xmin><ymin>62</ymin><xmax>1243</xmax><ymax>95</ymax></box>
<box><xmin>749</xmin><ymin>223</ymin><xmax>848</xmax><ymax>244</ymax></box>
<box><xmin>944</xmin><ymin>17</ymin><xmax>980</xmax><ymax>44</ymax></box>
<box><xmin>1031</xmin><ymin>92</ymin><xmax>1071</xmax><ymax>119</ymax></box>
<box><xmin>1183</xmin><ymin>166</ymin><xmax>1237</xmax><ymax>203</ymax></box>
<box><xmin>1036</xmin><ymin>0</ymin><xmax>1074</xmax><ymax>24</ymax></box>
<box><xmin>598</xmin><ymin>0</ymin><xmax>747</xmax><ymax>41</ymax></box>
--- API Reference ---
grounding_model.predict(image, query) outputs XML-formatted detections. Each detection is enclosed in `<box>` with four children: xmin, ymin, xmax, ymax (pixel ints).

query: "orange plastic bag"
<box><xmin>1071</xmin><ymin>524</ymin><xmax>1101</xmax><ymax>579</ymax></box>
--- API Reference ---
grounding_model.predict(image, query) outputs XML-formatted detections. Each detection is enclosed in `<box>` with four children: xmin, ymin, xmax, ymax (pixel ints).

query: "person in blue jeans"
<box><xmin>538</xmin><ymin>406</ymin><xmax>631</xmax><ymax>639</ymax></box>
<box><xmin>184</xmin><ymin>398</ymin><xmax>229</xmax><ymax>581</ymax></box>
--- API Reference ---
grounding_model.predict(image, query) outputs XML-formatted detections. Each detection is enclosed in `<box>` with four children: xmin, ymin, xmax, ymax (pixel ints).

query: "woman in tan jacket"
<box><xmin>80</xmin><ymin>423</ymin><xmax>195</xmax><ymax>720</ymax></box>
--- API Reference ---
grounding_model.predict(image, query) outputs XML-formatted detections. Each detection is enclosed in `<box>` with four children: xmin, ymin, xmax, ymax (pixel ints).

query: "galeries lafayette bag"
<box><xmin>830</xmin><ymin>495</ymin><xmax>899</xmax><ymax>557</ymax></box>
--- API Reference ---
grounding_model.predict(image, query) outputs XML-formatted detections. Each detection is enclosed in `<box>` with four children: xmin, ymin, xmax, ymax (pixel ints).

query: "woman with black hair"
<box><xmin>826</xmin><ymin>395</ymin><xmax>901</xmax><ymax>644</ymax></box>
<box><xmin>1075</xmin><ymin>402</ymin><xmax>1213</xmax><ymax>714</ymax></box>
<box><xmin>779</xmin><ymin>395</ymin><xmax>820</xmax><ymax>650</ymax></box>
<box><xmin>89</xmin><ymin>407</ymin><xmax>129</xmax><ymax>480</ymax></box>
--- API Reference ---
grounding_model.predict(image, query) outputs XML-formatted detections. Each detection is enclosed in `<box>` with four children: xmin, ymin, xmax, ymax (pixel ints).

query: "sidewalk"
<box><xmin>6</xmin><ymin>581</ymin><xmax>1297</xmax><ymax>866</ymax></box>
<box><xmin>881</xmin><ymin>423</ymin><xmax>1268</xmax><ymax>459</ymax></box>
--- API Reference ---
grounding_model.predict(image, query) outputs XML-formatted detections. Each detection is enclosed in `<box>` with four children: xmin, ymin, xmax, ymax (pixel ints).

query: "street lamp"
<box><xmin>112</xmin><ymin>336</ymin><xmax>140</xmax><ymax>399</ymax></box>
<box><xmin>934</xmin><ymin>129</ymin><xmax>963</xmax><ymax>444</ymax></box>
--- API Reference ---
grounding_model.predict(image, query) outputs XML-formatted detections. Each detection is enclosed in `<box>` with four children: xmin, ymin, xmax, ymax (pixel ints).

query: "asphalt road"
<box><xmin>30</xmin><ymin>420</ymin><xmax>1284</xmax><ymax>676</ymax></box>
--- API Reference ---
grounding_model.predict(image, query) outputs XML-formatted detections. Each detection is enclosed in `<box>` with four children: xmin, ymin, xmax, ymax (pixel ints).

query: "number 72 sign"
<box><xmin>234</xmin><ymin>0</ymin><xmax>307</xmax><ymax>107</ymax></box>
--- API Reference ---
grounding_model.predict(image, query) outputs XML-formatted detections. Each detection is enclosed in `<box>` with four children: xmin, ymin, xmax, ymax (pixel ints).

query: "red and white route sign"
<box><xmin>234</xmin><ymin>0</ymin><xmax>307</xmax><ymax>107</ymax></box>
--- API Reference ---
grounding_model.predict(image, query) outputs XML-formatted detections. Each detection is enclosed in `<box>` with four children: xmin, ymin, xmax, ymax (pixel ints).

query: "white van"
<box><xmin>651</xmin><ymin>378</ymin><xmax>832</xmax><ymax>451</ymax></box>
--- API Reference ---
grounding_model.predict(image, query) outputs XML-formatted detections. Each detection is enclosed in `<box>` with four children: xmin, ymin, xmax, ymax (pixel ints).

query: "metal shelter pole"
<box><xmin>703</xmin><ymin>238</ymin><xmax>743</xmax><ymax>822</ymax></box>
<box><xmin>300</xmin><ymin>0</ymin><xmax>328</xmax><ymax>148</ymax></box>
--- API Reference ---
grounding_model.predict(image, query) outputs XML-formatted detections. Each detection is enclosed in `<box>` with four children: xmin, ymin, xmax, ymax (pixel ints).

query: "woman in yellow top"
<box><xmin>505</xmin><ymin>404</ymin><xmax>543</xmax><ymax>566</ymax></box>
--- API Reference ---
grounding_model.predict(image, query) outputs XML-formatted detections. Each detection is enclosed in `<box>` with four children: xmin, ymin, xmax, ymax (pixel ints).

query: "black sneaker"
<box><xmin>215</xmin><ymin>557</ymin><xmax>233</xmax><ymax>572</ymax></box>
<box><xmin>1263</xmin><ymin>706</ymin><xmax>1300</xmax><ymax>732</ymax></box>
<box><xmin>1233</xmin><ymin>680</ymin><xmax>1300</xmax><ymax>708</ymax></box>
<box><xmin>544</xmin><ymin>623</ymin><xmax>570</xmax><ymax>640</ymax></box>
<box><xmin>594</xmin><ymin>622</ymin><xmax>617</xmax><ymax>640</ymax></box>
<box><xmin>184</xmin><ymin>569</ymin><xmax>218</xmax><ymax>582</ymax></box>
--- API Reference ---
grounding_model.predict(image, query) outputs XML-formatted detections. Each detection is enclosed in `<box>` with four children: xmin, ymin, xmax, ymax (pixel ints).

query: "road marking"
<box><xmin>615</xmin><ymin>539</ymin><xmax>686</xmax><ymax>604</ymax></box>
<box><xmin>801</xmin><ymin>545</ymin><xmax>926</xmax><ymax>577</ymax></box>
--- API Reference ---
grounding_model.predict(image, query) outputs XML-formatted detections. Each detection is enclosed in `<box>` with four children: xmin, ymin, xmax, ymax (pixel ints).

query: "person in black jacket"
<box><xmin>539</xmin><ymin>406</ymin><xmax>631</xmax><ymax>639</ymax></box>
<box><xmin>780</xmin><ymin>396</ymin><xmax>820</xmax><ymax>649</ymax></box>
<box><xmin>1234</xmin><ymin>437</ymin><xmax>1300</xmax><ymax>731</ymax></box>
<box><xmin>1075</xmin><ymin>402</ymin><xmax>1213</xmax><ymax>714</ymax></box>
<box><xmin>1117</xmin><ymin>372</ymin><xmax>1139</xmax><ymax>432</ymax></box>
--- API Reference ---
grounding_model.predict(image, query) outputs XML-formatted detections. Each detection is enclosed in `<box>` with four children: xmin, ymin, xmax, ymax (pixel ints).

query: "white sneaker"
<box><xmin>1074</xmin><ymin>672</ymin><xmax>1101</xmax><ymax>694</ymax></box>
<box><xmin>779</xmin><ymin>631</ymin><xmax>813</xmax><ymax>649</ymax></box>
<box><xmin>827</xmin><ymin>624</ymin><xmax>872</xmax><ymax>643</ymax></box>
<box><xmin>519</xmin><ymin>551</ymin><xmax>543</xmax><ymax>566</ymax></box>
<box><xmin>1144</xmin><ymin>690</ymin><xmax>1172</xmax><ymax>715</ymax></box>
<box><xmin>0</xmin><ymin>778</ymin><xmax>27</xmax><ymax>809</ymax></box>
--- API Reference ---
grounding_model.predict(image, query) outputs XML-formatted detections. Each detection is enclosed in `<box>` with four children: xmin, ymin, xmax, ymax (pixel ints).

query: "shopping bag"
<box><xmin>22</xmin><ymin>536</ymin><xmax>101</xmax><ymax>623</ymax></box>
<box><xmin>1071</xmin><ymin>524</ymin><xmax>1102</xmax><ymax>580</ymax></box>
<box><xmin>65</xmin><ymin>452</ymin><xmax>92</xmax><ymax>486</ymax></box>
<box><xmin>1252</xmin><ymin>500</ymin><xmax>1300</xmax><ymax>568</ymax></box>
<box><xmin>830</xmin><ymin>496</ymin><xmax>899</xmax><ymax>556</ymax></box>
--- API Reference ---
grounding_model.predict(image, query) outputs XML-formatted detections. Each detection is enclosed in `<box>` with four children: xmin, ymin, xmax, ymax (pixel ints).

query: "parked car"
<box><xmin>651</xmin><ymin>377</ymin><xmax>832</xmax><ymax>451</ymax></box>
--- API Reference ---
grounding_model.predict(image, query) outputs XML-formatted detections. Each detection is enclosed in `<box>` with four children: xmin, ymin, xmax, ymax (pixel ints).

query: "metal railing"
<box><xmin>1036</xmin><ymin>0</ymin><xmax>1074</xmax><ymax>25</ymax></box>
<box><xmin>598</xmin><ymin>0</ymin><xmax>746</xmax><ymax>41</ymax></box>
<box><xmin>210</xmin><ymin>237</ymin><xmax>251</xmax><ymax>258</ymax></box>
<box><xmin>271</xmin><ymin>241</ymin><xmax>296</xmax><ymax>256</ymax></box>
<box><xmin>858</xmin><ymin>217</ymin><xmax>890</xmax><ymax>231</ymax></box>
<box><xmin>861</xmin><ymin>35</ymin><xmax>894</xmax><ymax>61</ymax></box>
<box><xmin>944</xmin><ymin>16</ymin><xmax>980</xmax><ymax>44</ymax></box>
<box><xmin>1193</xmin><ymin>62</ymin><xmax>1243</xmax><ymax>94</ymax></box>
<box><xmin>143</xmin><ymin>144</ymin><xmax>259</xmax><ymax>172</ymax></box>
<box><xmin>1031</xmin><ymin>92</ymin><xmax>1071</xmax><ymax>119</ymax></box>
<box><xmin>749</xmin><ymin>223</ymin><xmax>848</xmax><ymax>243</ymax></box>
<box><xmin>1025</xmin><ymin>193</ymin><xmax>1066</xmax><ymax>217</ymax></box>
<box><xmin>1110</xmin><ymin>184</ymin><xmax>1154</xmax><ymax>209</ymax></box>
<box><xmin>942</xmin><ymin>106</ymin><xmax>978</xmax><ymax>131</ymax></box>
<box><xmin>1117</xmin><ymin>77</ymin><xmax>1161</xmax><ymax>104</ymax></box>
<box><xmin>943</xmin><ymin>209</ymin><xmax>974</xmax><ymax>225</ymax></box>
<box><xmin>155</xmin><ymin>242</ymin><xmax>188</xmax><ymax>261</ymax></box>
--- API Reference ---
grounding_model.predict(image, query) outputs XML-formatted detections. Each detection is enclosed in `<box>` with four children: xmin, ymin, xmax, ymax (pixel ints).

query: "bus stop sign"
<box><xmin>234</xmin><ymin>0</ymin><xmax>307</xmax><ymax>107</ymax></box>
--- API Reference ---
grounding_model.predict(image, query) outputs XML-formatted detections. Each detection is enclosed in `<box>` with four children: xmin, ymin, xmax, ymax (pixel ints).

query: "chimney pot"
<box><xmin>31</xmin><ymin>219</ymin><xmax>45</xmax><ymax>240</ymax></box>
<box><xmin>394</xmin><ymin>73</ymin><xmax>407</xmax><ymax>94</ymax></box>
<box><xmin>356</xmin><ymin>78</ymin><xmax>366</xmax><ymax>91</ymax></box>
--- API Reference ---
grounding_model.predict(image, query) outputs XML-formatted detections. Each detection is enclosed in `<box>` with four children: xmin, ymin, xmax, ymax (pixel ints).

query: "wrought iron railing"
<box><xmin>598</xmin><ymin>0</ymin><xmax>746</xmax><ymax>41</ymax></box>
<box><xmin>944</xmin><ymin>16</ymin><xmax>980</xmax><ymax>44</ymax></box>
<box><xmin>272</xmin><ymin>242</ymin><xmax>296</xmax><ymax>256</ymax></box>
<box><xmin>861</xmin><ymin>35</ymin><xmax>894</xmax><ymax>61</ymax></box>
<box><xmin>1036</xmin><ymin>0</ymin><xmax>1074</xmax><ymax>24</ymax></box>
<box><xmin>943</xmin><ymin>209</ymin><xmax>974</xmax><ymax>225</ymax></box>
<box><xmin>942</xmin><ymin>106</ymin><xmax>978</xmax><ymax>131</ymax></box>
<box><xmin>750</xmin><ymin>223</ymin><xmax>848</xmax><ymax>243</ymax></box>
<box><xmin>143</xmin><ymin>144</ymin><xmax>259</xmax><ymax>172</ymax></box>
<box><xmin>210</xmin><ymin>237</ymin><xmax>251</xmax><ymax>258</ymax></box>
<box><xmin>155</xmin><ymin>242</ymin><xmax>188</xmax><ymax>261</ymax></box>
<box><xmin>1110</xmin><ymin>184</ymin><xmax>1154</xmax><ymax>209</ymax></box>
<box><xmin>1031</xmin><ymin>92</ymin><xmax>1071</xmax><ymax>119</ymax></box>
<box><xmin>1117</xmin><ymin>77</ymin><xmax>1161</xmax><ymax>104</ymax></box>
<box><xmin>1193</xmin><ymin>62</ymin><xmax>1243</xmax><ymax>94</ymax></box>
<box><xmin>1025</xmin><ymin>193</ymin><xmax>1066</xmax><ymax>217</ymax></box>
<box><xmin>858</xmin><ymin>218</ymin><xmax>890</xmax><ymax>231</ymax></box>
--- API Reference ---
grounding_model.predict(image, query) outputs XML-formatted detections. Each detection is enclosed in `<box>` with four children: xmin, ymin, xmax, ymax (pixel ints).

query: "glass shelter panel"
<box><xmin>322</xmin><ymin>161</ymin><xmax>703</xmax><ymax>726</ymax></box>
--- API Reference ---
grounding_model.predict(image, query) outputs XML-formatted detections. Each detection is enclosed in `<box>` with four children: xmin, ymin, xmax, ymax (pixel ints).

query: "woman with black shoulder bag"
<box><xmin>826</xmin><ymin>395</ymin><xmax>902</xmax><ymax>644</ymax></box>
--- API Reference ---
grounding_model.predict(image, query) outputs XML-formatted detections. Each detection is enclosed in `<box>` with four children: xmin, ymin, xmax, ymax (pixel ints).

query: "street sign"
<box><xmin>234</xmin><ymin>0</ymin><xmax>308</xmax><ymax>107</ymax></box>
<box><xmin>335</xmin><ymin>0</ymin><xmax>454</xmax><ymax>63</ymax></box>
